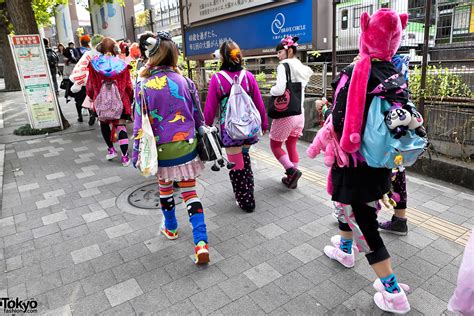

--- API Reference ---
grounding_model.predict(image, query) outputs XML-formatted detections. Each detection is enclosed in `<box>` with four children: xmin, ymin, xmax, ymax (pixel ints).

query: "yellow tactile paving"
<box><xmin>252</xmin><ymin>149</ymin><xmax>471</xmax><ymax>247</ymax></box>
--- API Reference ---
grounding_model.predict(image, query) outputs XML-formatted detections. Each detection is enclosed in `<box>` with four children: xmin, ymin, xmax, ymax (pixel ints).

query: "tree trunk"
<box><xmin>5</xmin><ymin>0</ymin><xmax>38</xmax><ymax>34</ymax></box>
<box><xmin>0</xmin><ymin>24</ymin><xmax>20</xmax><ymax>91</ymax></box>
<box><xmin>5</xmin><ymin>0</ymin><xmax>69</xmax><ymax>129</ymax></box>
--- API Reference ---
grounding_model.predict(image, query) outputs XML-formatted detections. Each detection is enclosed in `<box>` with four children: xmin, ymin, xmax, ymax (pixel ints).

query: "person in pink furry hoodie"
<box><xmin>320</xmin><ymin>8</ymin><xmax>413</xmax><ymax>314</ymax></box>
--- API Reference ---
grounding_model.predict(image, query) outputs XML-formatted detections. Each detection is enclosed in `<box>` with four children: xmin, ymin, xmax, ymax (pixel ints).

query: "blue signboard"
<box><xmin>185</xmin><ymin>0</ymin><xmax>313</xmax><ymax>57</ymax></box>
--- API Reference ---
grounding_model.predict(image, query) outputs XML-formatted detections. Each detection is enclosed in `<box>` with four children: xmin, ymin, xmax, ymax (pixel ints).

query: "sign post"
<box><xmin>9</xmin><ymin>34</ymin><xmax>63</xmax><ymax>130</ymax></box>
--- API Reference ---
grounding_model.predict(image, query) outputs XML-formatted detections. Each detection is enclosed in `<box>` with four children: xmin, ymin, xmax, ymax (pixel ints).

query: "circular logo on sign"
<box><xmin>271</xmin><ymin>13</ymin><xmax>285</xmax><ymax>35</ymax></box>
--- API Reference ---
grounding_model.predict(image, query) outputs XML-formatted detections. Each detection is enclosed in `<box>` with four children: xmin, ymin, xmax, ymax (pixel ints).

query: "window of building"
<box><xmin>341</xmin><ymin>9</ymin><xmax>348</xmax><ymax>30</ymax></box>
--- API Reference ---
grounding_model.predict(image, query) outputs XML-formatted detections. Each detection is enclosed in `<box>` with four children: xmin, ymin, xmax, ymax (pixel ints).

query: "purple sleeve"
<box><xmin>132</xmin><ymin>85</ymin><xmax>143</xmax><ymax>166</ymax></box>
<box><xmin>247</xmin><ymin>72</ymin><xmax>269</xmax><ymax>131</ymax></box>
<box><xmin>204</xmin><ymin>75</ymin><xmax>220</xmax><ymax>126</ymax></box>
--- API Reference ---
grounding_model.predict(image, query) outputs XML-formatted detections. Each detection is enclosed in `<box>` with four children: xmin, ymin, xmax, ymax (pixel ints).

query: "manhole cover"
<box><xmin>116</xmin><ymin>180</ymin><xmax>205</xmax><ymax>216</ymax></box>
<box><xmin>127</xmin><ymin>183</ymin><xmax>182</xmax><ymax>209</ymax></box>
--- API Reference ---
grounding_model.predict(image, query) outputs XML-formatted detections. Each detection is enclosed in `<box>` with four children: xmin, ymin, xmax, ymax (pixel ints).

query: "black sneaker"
<box><xmin>379</xmin><ymin>215</ymin><xmax>408</xmax><ymax>235</ymax></box>
<box><xmin>282</xmin><ymin>168</ymin><xmax>302</xmax><ymax>189</ymax></box>
<box><xmin>77</xmin><ymin>116</ymin><xmax>83</xmax><ymax>123</ymax></box>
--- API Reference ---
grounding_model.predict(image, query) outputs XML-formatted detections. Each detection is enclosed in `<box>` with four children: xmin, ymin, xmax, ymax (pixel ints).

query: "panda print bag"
<box><xmin>360</xmin><ymin>97</ymin><xmax>427</xmax><ymax>169</ymax></box>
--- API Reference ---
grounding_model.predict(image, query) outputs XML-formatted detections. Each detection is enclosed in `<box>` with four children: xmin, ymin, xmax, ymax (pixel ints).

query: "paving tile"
<box><xmin>112</xmin><ymin>260</ymin><xmax>147</xmax><ymax>283</ymax></box>
<box><xmin>288</xmin><ymin>243</ymin><xmax>322</xmax><ymax>264</ymax></box>
<box><xmin>189</xmin><ymin>285</ymin><xmax>232</xmax><ymax>314</ymax></box>
<box><xmin>161</xmin><ymin>298</ymin><xmax>200</xmax><ymax>316</ymax></box>
<box><xmin>282</xmin><ymin>293</ymin><xmax>328</xmax><ymax>314</ymax></box>
<box><xmin>105</xmin><ymin>223</ymin><xmax>134</xmax><ymax>239</ymax></box>
<box><xmin>6</xmin><ymin>255</ymin><xmax>23</xmax><ymax>271</ymax></box>
<box><xmin>410</xmin><ymin>288</ymin><xmax>449</xmax><ymax>315</ymax></box>
<box><xmin>82</xmin><ymin>210</ymin><xmax>109</xmax><ymax>223</ymax></box>
<box><xmin>299</xmin><ymin>220</ymin><xmax>331</xmax><ymax>237</ymax></box>
<box><xmin>71</xmin><ymin>244</ymin><xmax>103</xmax><ymax>264</ymax></box>
<box><xmin>59</xmin><ymin>262</ymin><xmax>95</xmax><ymax>285</ymax></box>
<box><xmin>26</xmin><ymin>272</ymin><xmax>62</xmax><ymax>297</ymax></box>
<box><xmin>45</xmin><ymin>281</ymin><xmax>85</xmax><ymax>310</ymax></box>
<box><xmin>342</xmin><ymin>289</ymin><xmax>380</xmax><ymax>314</ymax></box>
<box><xmin>219</xmin><ymin>295</ymin><xmax>266</xmax><ymax>315</ymax></box>
<box><xmin>80</xmin><ymin>270</ymin><xmax>117</xmax><ymax>296</ymax></box>
<box><xmin>32</xmin><ymin>223</ymin><xmax>60</xmax><ymax>239</ymax></box>
<box><xmin>437</xmin><ymin>264</ymin><xmax>459</xmax><ymax>283</ymax></box>
<box><xmin>100</xmin><ymin>302</ymin><xmax>135</xmax><ymax>316</ymax></box>
<box><xmin>135</xmin><ymin>268</ymin><xmax>173</xmax><ymax>292</ymax></box>
<box><xmin>244</xmin><ymin>262</ymin><xmax>282</xmax><ymax>288</ymax></box>
<box><xmin>422</xmin><ymin>200</ymin><xmax>450</xmax><ymax>212</ymax></box>
<box><xmin>215</xmin><ymin>254</ymin><xmax>252</xmax><ymax>278</ymax></box>
<box><xmin>256</xmin><ymin>223</ymin><xmax>286</xmax><ymax>239</ymax></box>
<box><xmin>267</xmin><ymin>252</ymin><xmax>304</xmax><ymax>275</ymax></box>
<box><xmin>416</xmin><ymin>246</ymin><xmax>455</xmax><ymax>268</ymax></box>
<box><xmin>239</xmin><ymin>244</ymin><xmax>275</xmax><ymax>266</ymax></box>
<box><xmin>331</xmin><ymin>270</ymin><xmax>371</xmax><ymax>295</ymax></box>
<box><xmin>70</xmin><ymin>292</ymin><xmax>110</xmax><ymax>315</ymax></box>
<box><xmin>250</xmin><ymin>283</ymin><xmax>292</xmax><ymax>313</ymax></box>
<box><xmin>130</xmin><ymin>288</ymin><xmax>172</xmax><ymax>314</ymax></box>
<box><xmin>36</xmin><ymin>197</ymin><xmax>60</xmax><ymax>209</ymax></box>
<box><xmin>273</xmin><ymin>270</ymin><xmax>314</xmax><ymax>298</ymax></box>
<box><xmin>297</xmin><ymin>258</ymin><xmax>339</xmax><ymax>285</ymax></box>
<box><xmin>41</xmin><ymin>254</ymin><xmax>74</xmax><ymax>275</ymax></box>
<box><xmin>42</xmin><ymin>305</ymin><xmax>72</xmax><ymax>316</ymax></box>
<box><xmin>189</xmin><ymin>265</ymin><xmax>228</xmax><ymax>290</ymax></box>
<box><xmin>162</xmin><ymin>276</ymin><xmax>201</xmax><ymax>304</ymax></box>
<box><xmin>104</xmin><ymin>278</ymin><xmax>144</xmax><ymax>307</ymax></box>
<box><xmin>420</xmin><ymin>275</ymin><xmax>456</xmax><ymax>303</ymax></box>
<box><xmin>400</xmin><ymin>256</ymin><xmax>440</xmax><ymax>280</ymax></box>
<box><xmin>46</xmin><ymin>172</ymin><xmax>66</xmax><ymax>180</ymax></box>
<box><xmin>308</xmin><ymin>279</ymin><xmax>351</xmax><ymax>310</ymax></box>
<box><xmin>217</xmin><ymin>273</ymin><xmax>258</xmax><ymax>301</ymax></box>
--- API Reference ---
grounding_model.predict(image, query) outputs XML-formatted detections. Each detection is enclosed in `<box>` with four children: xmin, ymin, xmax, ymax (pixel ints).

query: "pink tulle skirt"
<box><xmin>157</xmin><ymin>158</ymin><xmax>204</xmax><ymax>182</ymax></box>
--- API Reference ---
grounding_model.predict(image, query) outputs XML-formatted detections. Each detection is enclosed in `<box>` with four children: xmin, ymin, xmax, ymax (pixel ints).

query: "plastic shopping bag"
<box><xmin>137</xmin><ymin>113</ymin><xmax>158</xmax><ymax>177</ymax></box>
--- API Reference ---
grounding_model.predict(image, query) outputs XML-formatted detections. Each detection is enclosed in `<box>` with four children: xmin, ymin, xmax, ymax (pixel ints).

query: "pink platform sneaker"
<box><xmin>323</xmin><ymin>245</ymin><xmax>355</xmax><ymax>268</ymax></box>
<box><xmin>373</xmin><ymin>288</ymin><xmax>411</xmax><ymax>314</ymax></box>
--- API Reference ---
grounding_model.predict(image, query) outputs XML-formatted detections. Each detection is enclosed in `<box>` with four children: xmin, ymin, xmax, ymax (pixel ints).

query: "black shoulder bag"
<box><xmin>268</xmin><ymin>63</ymin><xmax>302</xmax><ymax>119</ymax></box>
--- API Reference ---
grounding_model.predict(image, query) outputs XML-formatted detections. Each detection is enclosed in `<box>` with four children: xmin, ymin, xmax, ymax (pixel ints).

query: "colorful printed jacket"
<box><xmin>86</xmin><ymin>54</ymin><xmax>133</xmax><ymax>116</ymax></box>
<box><xmin>132</xmin><ymin>67</ymin><xmax>203</xmax><ymax>164</ymax></box>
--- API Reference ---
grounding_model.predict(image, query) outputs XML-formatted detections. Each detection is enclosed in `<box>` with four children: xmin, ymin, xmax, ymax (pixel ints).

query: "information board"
<box><xmin>9</xmin><ymin>34</ymin><xmax>62</xmax><ymax>130</ymax></box>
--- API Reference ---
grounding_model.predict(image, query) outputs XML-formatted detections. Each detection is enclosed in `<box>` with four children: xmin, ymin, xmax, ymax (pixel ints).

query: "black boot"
<box><xmin>229</xmin><ymin>169</ymin><xmax>255</xmax><ymax>213</ymax></box>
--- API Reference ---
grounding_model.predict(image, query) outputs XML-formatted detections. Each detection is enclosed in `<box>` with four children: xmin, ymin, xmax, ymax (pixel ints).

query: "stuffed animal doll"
<box><xmin>341</xmin><ymin>9</ymin><xmax>408</xmax><ymax>153</ymax></box>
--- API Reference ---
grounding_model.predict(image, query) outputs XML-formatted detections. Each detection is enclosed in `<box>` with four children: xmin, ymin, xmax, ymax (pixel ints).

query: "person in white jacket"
<box><xmin>70</xmin><ymin>34</ymin><xmax>104</xmax><ymax>125</ymax></box>
<box><xmin>269</xmin><ymin>36</ymin><xmax>313</xmax><ymax>189</ymax></box>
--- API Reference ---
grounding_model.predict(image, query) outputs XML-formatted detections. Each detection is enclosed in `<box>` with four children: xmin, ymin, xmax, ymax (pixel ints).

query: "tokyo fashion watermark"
<box><xmin>0</xmin><ymin>297</ymin><xmax>38</xmax><ymax>314</ymax></box>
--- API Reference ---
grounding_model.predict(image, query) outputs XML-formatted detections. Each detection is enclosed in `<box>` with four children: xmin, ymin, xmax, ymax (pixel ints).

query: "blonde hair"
<box><xmin>140</xmin><ymin>39</ymin><xmax>179</xmax><ymax>78</ymax></box>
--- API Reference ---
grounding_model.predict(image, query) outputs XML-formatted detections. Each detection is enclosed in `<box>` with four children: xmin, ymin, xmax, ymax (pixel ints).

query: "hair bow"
<box><xmin>281</xmin><ymin>35</ymin><xmax>298</xmax><ymax>50</ymax></box>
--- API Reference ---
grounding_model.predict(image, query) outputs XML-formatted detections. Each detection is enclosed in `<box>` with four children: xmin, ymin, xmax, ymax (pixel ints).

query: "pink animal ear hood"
<box><xmin>340</xmin><ymin>8</ymin><xmax>408</xmax><ymax>153</ymax></box>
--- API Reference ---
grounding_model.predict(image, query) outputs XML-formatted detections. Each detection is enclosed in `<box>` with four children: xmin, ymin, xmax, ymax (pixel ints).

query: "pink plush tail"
<box><xmin>340</xmin><ymin>55</ymin><xmax>371</xmax><ymax>153</ymax></box>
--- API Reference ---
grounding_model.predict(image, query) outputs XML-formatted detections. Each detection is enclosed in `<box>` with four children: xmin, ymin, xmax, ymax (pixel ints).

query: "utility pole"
<box><xmin>419</xmin><ymin>0</ymin><xmax>432</xmax><ymax>116</ymax></box>
<box><xmin>332</xmin><ymin>0</ymin><xmax>339</xmax><ymax>80</ymax></box>
<box><xmin>179</xmin><ymin>0</ymin><xmax>192</xmax><ymax>79</ymax></box>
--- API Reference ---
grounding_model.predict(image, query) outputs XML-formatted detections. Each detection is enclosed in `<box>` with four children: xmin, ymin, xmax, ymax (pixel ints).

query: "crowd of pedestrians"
<box><xmin>40</xmin><ymin>7</ymin><xmax>473</xmax><ymax>314</ymax></box>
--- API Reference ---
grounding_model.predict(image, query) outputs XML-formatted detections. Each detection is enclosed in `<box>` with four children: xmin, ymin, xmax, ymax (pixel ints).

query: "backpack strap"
<box><xmin>215</xmin><ymin>73</ymin><xmax>226</xmax><ymax>97</ymax></box>
<box><xmin>218</xmin><ymin>71</ymin><xmax>233</xmax><ymax>85</ymax></box>
<box><xmin>218</xmin><ymin>70</ymin><xmax>249</xmax><ymax>93</ymax></box>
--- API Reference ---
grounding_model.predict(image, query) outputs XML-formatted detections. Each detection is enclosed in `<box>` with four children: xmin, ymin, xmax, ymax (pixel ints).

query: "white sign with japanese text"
<box><xmin>185</xmin><ymin>0</ymin><xmax>275</xmax><ymax>24</ymax></box>
<box><xmin>9</xmin><ymin>34</ymin><xmax>62</xmax><ymax>130</ymax></box>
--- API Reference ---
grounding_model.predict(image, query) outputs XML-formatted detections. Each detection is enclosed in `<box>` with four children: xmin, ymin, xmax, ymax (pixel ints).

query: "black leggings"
<box><xmin>338</xmin><ymin>203</ymin><xmax>390</xmax><ymax>265</ymax></box>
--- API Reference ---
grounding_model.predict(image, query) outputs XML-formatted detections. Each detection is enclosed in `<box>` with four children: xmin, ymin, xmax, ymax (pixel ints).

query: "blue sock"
<box><xmin>189</xmin><ymin>213</ymin><xmax>207</xmax><ymax>245</ymax></box>
<box><xmin>242</xmin><ymin>147</ymin><xmax>250</xmax><ymax>154</ymax></box>
<box><xmin>339</xmin><ymin>237</ymin><xmax>353</xmax><ymax>254</ymax></box>
<box><xmin>380</xmin><ymin>274</ymin><xmax>401</xmax><ymax>294</ymax></box>
<box><xmin>161</xmin><ymin>207</ymin><xmax>177</xmax><ymax>231</ymax></box>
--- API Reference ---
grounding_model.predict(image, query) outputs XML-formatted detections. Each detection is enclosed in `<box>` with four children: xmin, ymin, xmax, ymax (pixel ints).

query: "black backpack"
<box><xmin>46</xmin><ymin>48</ymin><xmax>59</xmax><ymax>69</ymax></box>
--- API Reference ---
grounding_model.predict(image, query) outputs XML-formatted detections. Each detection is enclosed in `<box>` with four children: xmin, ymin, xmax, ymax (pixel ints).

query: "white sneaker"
<box><xmin>323</xmin><ymin>245</ymin><xmax>355</xmax><ymax>268</ymax></box>
<box><xmin>106</xmin><ymin>148</ymin><xmax>117</xmax><ymax>160</ymax></box>
<box><xmin>374</xmin><ymin>288</ymin><xmax>411</xmax><ymax>314</ymax></box>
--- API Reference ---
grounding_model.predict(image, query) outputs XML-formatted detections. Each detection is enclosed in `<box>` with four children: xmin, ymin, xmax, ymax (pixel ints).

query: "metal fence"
<box><xmin>425</xmin><ymin>104</ymin><xmax>474</xmax><ymax>145</ymax></box>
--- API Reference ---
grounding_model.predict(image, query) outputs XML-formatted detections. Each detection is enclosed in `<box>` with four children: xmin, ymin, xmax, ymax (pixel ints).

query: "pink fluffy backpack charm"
<box><xmin>307</xmin><ymin>115</ymin><xmax>349</xmax><ymax>168</ymax></box>
<box><xmin>341</xmin><ymin>8</ymin><xmax>408</xmax><ymax>153</ymax></box>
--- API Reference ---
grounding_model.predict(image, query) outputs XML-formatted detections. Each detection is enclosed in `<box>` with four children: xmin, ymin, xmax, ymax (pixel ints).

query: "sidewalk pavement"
<box><xmin>0</xmin><ymin>89</ymin><xmax>473</xmax><ymax>315</ymax></box>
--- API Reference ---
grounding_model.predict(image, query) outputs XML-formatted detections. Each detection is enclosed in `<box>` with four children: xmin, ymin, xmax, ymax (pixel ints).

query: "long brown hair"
<box><xmin>96</xmin><ymin>37</ymin><xmax>119</xmax><ymax>56</ymax></box>
<box><xmin>140</xmin><ymin>39</ymin><xmax>179</xmax><ymax>78</ymax></box>
<box><xmin>220</xmin><ymin>40</ymin><xmax>243</xmax><ymax>66</ymax></box>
